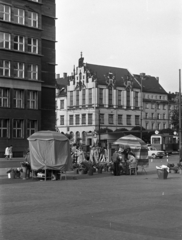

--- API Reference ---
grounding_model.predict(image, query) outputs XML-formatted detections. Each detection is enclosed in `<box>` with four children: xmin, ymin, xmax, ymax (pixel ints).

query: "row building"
<box><xmin>56</xmin><ymin>54</ymin><xmax>171</xmax><ymax>147</ymax></box>
<box><xmin>0</xmin><ymin>0</ymin><xmax>56</xmax><ymax>157</ymax></box>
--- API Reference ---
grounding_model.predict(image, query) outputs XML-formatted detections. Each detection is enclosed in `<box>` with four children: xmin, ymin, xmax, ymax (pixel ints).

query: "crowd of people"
<box><xmin>71</xmin><ymin>144</ymin><xmax>137</xmax><ymax>175</ymax></box>
<box><xmin>112</xmin><ymin>147</ymin><xmax>137</xmax><ymax>175</ymax></box>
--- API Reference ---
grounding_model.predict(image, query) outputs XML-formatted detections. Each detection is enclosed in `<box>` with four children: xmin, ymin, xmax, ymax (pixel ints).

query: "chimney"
<box><xmin>156</xmin><ymin>77</ymin><xmax>159</xmax><ymax>82</ymax></box>
<box><xmin>63</xmin><ymin>73</ymin><xmax>67</xmax><ymax>79</ymax></box>
<box><xmin>56</xmin><ymin>74</ymin><xmax>60</xmax><ymax>79</ymax></box>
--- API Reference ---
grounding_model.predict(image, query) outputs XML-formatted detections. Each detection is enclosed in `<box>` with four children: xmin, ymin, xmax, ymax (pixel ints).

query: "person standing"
<box><xmin>112</xmin><ymin>149</ymin><xmax>120</xmax><ymax>176</ymax></box>
<box><xmin>5</xmin><ymin>146</ymin><xmax>10</xmax><ymax>159</ymax></box>
<box><xmin>9</xmin><ymin>145</ymin><xmax>13</xmax><ymax>159</ymax></box>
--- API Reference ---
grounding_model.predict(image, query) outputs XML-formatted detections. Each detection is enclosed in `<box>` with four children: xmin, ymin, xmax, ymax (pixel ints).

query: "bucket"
<box><xmin>157</xmin><ymin>168</ymin><xmax>168</xmax><ymax>179</ymax></box>
<box><xmin>98</xmin><ymin>168</ymin><xmax>103</xmax><ymax>174</ymax></box>
<box><xmin>8</xmin><ymin>171</ymin><xmax>15</xmax><ymax>179</ymax></box>
<box><xmin>88</xmin><ymin>168</ymin><xmax>93</xmax><ymax>176</ymax></box>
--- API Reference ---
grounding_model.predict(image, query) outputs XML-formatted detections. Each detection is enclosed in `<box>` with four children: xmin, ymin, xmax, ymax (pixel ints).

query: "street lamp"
<box><xmin>179</xmin><ymin>69</ymin><xmax>182</xmax><ymax>161</ymax></box>
<box><xmin>140</xmin><ymin>73</ymin><xmax>145</xmax><ymax>139</ymax></box>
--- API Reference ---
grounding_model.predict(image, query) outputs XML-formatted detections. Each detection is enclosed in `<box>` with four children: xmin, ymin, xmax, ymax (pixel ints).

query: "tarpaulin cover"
<box><xmin>27</xmin><ymin>131</ymin><xmax>72</xmax><ymax>171</ymax></box>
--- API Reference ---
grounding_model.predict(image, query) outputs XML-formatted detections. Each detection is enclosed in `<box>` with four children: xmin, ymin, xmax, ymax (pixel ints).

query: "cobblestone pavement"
<box><xmin>0</xmin><ymin>161</ymin><xmax>182</xmax><ymax>240</ymax></box>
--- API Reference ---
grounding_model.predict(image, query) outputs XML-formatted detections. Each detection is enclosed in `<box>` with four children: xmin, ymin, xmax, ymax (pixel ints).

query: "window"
<box><xmin>0</xmin><ymin>88</ymin><xmax>9</xmax><ymax>107</ymax></box>
<box><xmin>118</xmin><ymin>90</ymin><xmax>122</xmax><ymax>106</ymax></box>
<box><xmin>82</xmin><ymin>89</ymin><xmax>85</xmax><ymax>105</ymax></box>
<box><xmin>163</xmin><ymin>114</ymin><xmax>166</xmax><ymax>119</ymax></box>
<box><xmin>0</xmin><ymin>119</ymin><xmax>9</xmax><ymax>138</ymax></box>
<box><xmin>27</xmin><ymin>11</ymin><xmax>38</xmax><ymax>28</ymax></box>
<box><xmin>145</xmin><ymin>103</ymin><xmax>149</xmax><ymax>109</ymax></box>
<box><xmin>157</xmin><ymin>113</ymin><xmax>160</xmax><ymax>119</ymax></box>
<box><xmin>126</xmin><ymin>90</ymin><xmax>130</xmax><ymax>108</ymax></box>
<box><xmin>88</xmin><ymin>113</ymin><xmax>92</xmax><ymax>124</ymax></box>
<box><xmin>13</xmin><ymin>119</ymin><xmax>24</xmax><ymax>138</ymax></box>
<box><xmin>0</xmin><ymin>32</ymin><xmax>11</xmax><ymax>49</ymax></box>
<box><xmin>60</xmin><ymin>115</ymin><xmax>64</xmax><ymax>125</ymax></box>
<box><xmin>14</xmin><ymin>35</ymin><xmax>24</xmax><ymax>51</ymax></box>
<box><xmin>100</xmin><ymin>114</ymin><xmax>104</xmax><ymax>124</ymax></box>
<box><xmin>152</xmin><ymin>122</ymin><xmax>155</xmax><ymax>130</ymax></box>
<box><xmin>109</xmin><ymin>89</ymin><xmax>112</xmax><ymax>106</ymax></box>
<box><xmin>82</xmin><ymin>114</ymin><xmax>86</xmax><ymax>124</ymax></box>
<box><xmin>157</xmin><ymin>104</ymin><xmax>160</xmax><ymax>110</ymax></box>
<box><xmin>70</xmin><ymin>91</ymin><xmax>73</xmax><ymax>106</ymax></box>
<box><xmin>146</xmin><ymin>122</ymin><xmax>149</xmax><ymax>130</ymax></box>
<box><xmin>163</xmin><ymin>104</ymin><xmax>166</xmax><ymax>110</ymax></box>
<box><xmin>60</xmin><ymin>100</ymin><xmax>64</xmax><ymax>109</ymax></box>
<box><xmin>0</xmin><ymin>60</ymin><xmax>10</xmax><ymax>77</ymax></box>
<box><xmin>145</xmin><ymin>113</ymin><xmax>148</xmax><ymax>119</ymax></box>
<box><xmin>69</xmin><ymin>115</ymin><xmax>73</xmax><ymax>125</ymax></box>
<box><xmin>109</xmin><ymin>114</ymin><xmax>113</xmax><ymax>124</ymax></box>
<box><xmin>14</xmin><ymin>8</ymin><xmax>25</xmax><ymax>24</ymax></box>
<box><xmin>13</xmin><ymin>89</ymin><xmax>24</xmax><ymax>108</ymax></box>
<box><xmin>135</xmin><ymin>115</ymin><xmax>140</xmax><ymax>125</ymax></box>
<box><xmin>151</xmin><ymin>113</ymin><xmax>155</xmax><ymax>119</ymax></box>
<box><xmin>27</xmin><ymin>91</ymin><xmax>38</xmax><ymax>109</ymax></box>
<box><xmin>158</xmin><ymin>123</ymin><xmax>161</xmax><ymax>130</ymax></box>
<box><xmin>27</xmin><ymin>64</ymin><xmax>38</xmax><ymax>80</ymax></box>
<box><xmin>127</xmin><ymin>115</ymin><xmax>131</xmax><ymax>125</ymax></box>
<box><xmin>27</xmin><ymin>38</ymin><xmax>38</xmax><ymax>54</ymax></box>
<box><xmin>14</xmin><ymin>62</ymin><xmax>24</xmax><ymax>78</ymax></box>
<box><xmin>75</xmin><ymin>115</ymin><xmax>80</xmax><ymax>125</ymax></box>
<box><xmin>76</xmin><ymin>90</ymin><xmax>79</xmax><ymax>106</ymax></box>
<box><xmin>135</xmin><ymin>91</ymin><xmax>139</xmax><ymax>107</ymax></box>
<box><xmin>152</xmin><ymin>103</ymin><xmax>155</xmax><ymax>109</ymax></box>
<box><xmin>118</xmin><ymin>115</ymin><xmax>123</xmax><ymax>125</ymax></box>
<box><xmin>88</xmin><ymin>88</ymin><xmax>92</xmax><ymax>104</ymax></box>
<box><xmin>27</xmin><ymin>120</ymin><xmax>37</xmax><ymax>137</ymax></box>
<box><xmin>99</xmin><ymin>88</ymin><xmax>103</xmax><ymax>105</ymax></box>
<box><xmin>0</xmin><ymin>4</ymin><xmax>11</xmax><ymax>21</ymax></box>
<box><xmin>163</xmin><ymin>123</ymin><xmax>166</xmax><ymax>129</ymax></box>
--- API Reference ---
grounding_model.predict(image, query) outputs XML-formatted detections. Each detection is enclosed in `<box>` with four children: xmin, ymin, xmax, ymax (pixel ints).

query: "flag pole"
<box><xmin>179</xmin><ymin>69</ymin><xmax>182</xmax><ymax>162</ymax></box>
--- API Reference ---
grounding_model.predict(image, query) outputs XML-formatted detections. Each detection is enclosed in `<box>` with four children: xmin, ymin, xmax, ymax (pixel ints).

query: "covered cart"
<box><xmin>28</xmin><ymin>131</ymin><xmax>72</xmax><ymax>179</ymax></box>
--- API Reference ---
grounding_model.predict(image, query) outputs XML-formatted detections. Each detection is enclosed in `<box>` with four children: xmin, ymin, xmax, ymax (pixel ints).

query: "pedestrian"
<box><xmin>5</xmin><ymin>146</ymin><xmax>10</xmax><ymax>159</ymax></box>
<box><xmin>112</xmin><ymin>149</ymin><xmax>120</xmax><ymax>176</ymax></box>
<box><xmin>9</xmin><ymin>145</ymin><xmax>13</xmax><ymax>159</ymax></box>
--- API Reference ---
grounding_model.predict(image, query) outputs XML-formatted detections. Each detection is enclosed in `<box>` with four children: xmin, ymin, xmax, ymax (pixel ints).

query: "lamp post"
<box><xmin>179</xmin><ymin>69</ymin><xmax>182</xmax><ymax>161</ymax></box>
<box><xmin>140</xmin><ymin>73</ymin><xmax>145</xmax><ymax>139</ymax></box>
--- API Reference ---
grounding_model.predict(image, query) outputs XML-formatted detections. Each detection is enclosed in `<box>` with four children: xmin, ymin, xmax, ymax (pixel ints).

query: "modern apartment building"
<box><xmin>0</xmin><ymin>0</ymin><xmax>56</xmax><ymax>157</ymax></box>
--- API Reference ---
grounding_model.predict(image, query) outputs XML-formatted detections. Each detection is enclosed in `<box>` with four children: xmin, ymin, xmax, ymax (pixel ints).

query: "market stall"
<box><xmin>28</xmin><ymin>131</ymin><xmax>72</xmax><ymax>180</ymax></box>
<box><xmin>113</xmin><ymin>134</ymin><xmax>149</xmax><ymax>173</ymax></box>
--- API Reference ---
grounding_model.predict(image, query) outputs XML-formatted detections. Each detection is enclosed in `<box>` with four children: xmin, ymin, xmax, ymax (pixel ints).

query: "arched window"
<box><xmin>82</xmin><ymin>131</ymin><xmax>86</xmax><ymax>144</ymax></box>
<box><xmin>76</xmin><ymin>131</ymin><xmax>80</xmax><ymax>141</ymax></box>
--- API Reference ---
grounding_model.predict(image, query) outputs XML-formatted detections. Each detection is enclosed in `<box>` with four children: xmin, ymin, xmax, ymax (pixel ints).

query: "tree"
<box><xmin>170</xmin><ymin>109</ymin><xmax>180</xmax><ymax>131</ymax></box>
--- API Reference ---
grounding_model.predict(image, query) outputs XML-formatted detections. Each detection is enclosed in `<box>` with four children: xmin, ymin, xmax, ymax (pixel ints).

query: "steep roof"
<box><xmin>85</xmin><ymin>63</ymin><xmax>141</xmax><ymax>89</ymax></box>
<box><xmin>55</xmin><ymin>78</ymin><xmax>67</xmax><ymax>97</ymax></box>
<box><xmin>134</xmin><ymin>74</ymin><xmax>167</xmax><ymax>94</ymax></box>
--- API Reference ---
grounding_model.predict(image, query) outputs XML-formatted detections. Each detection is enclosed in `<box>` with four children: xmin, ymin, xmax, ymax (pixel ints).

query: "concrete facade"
<box><xmin>0</xmin><ymin>0</ymin><xmax>56</xmax><ymax>157</ymax></box>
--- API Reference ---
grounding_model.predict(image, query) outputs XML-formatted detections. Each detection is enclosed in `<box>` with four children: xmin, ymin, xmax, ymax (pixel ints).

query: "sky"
<box><xmin>55</xmin><ymin>0</ymin><xmax>182</xmax><ymax>93</ymax></box>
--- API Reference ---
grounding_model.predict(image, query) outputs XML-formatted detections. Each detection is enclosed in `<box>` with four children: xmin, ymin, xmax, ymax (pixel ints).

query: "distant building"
<box><xmin>134</xmin><ymin>74</ymin><xmax>169</xmax><ymax>131</ymax></box>
<box><xmin>56</xmin><ymin>54</ymin><xmax>170</xmax><ymax>147</ymax></box>
<box><xmin>0</xmin><ymin>0</ymin><xmax>56</xmax><ymax>157</ymax></box>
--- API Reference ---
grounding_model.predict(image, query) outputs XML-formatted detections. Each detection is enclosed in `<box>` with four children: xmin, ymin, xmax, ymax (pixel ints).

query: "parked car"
<box><xmin>148</xmin><ymin>146</ymin><xmax>165</xmax><ymax>159</ymax></box>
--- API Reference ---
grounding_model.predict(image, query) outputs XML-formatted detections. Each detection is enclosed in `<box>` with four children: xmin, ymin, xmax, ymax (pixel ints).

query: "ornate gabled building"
<box><xmin>56</xmin><ymin>54</ymin><xmax>147</xmax><ymax>146</ymax></box>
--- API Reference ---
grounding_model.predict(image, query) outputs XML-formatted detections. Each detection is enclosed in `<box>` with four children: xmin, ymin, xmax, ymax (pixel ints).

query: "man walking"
<box><xmin>9</xmin><ymin>145</ymin><xmax>13</xmax><ymax>159</ymax></box>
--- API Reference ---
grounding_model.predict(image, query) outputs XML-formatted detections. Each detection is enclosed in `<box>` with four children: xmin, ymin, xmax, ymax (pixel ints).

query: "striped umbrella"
<box><xmin>113</xmin><ymin>134</ymin><xmax>147</xmax><ymax>148</ymax></box>
<box><xmin>113</xmin><ymin>134</ymin><xmax>148</xmax><ymax>162</ymax></box>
